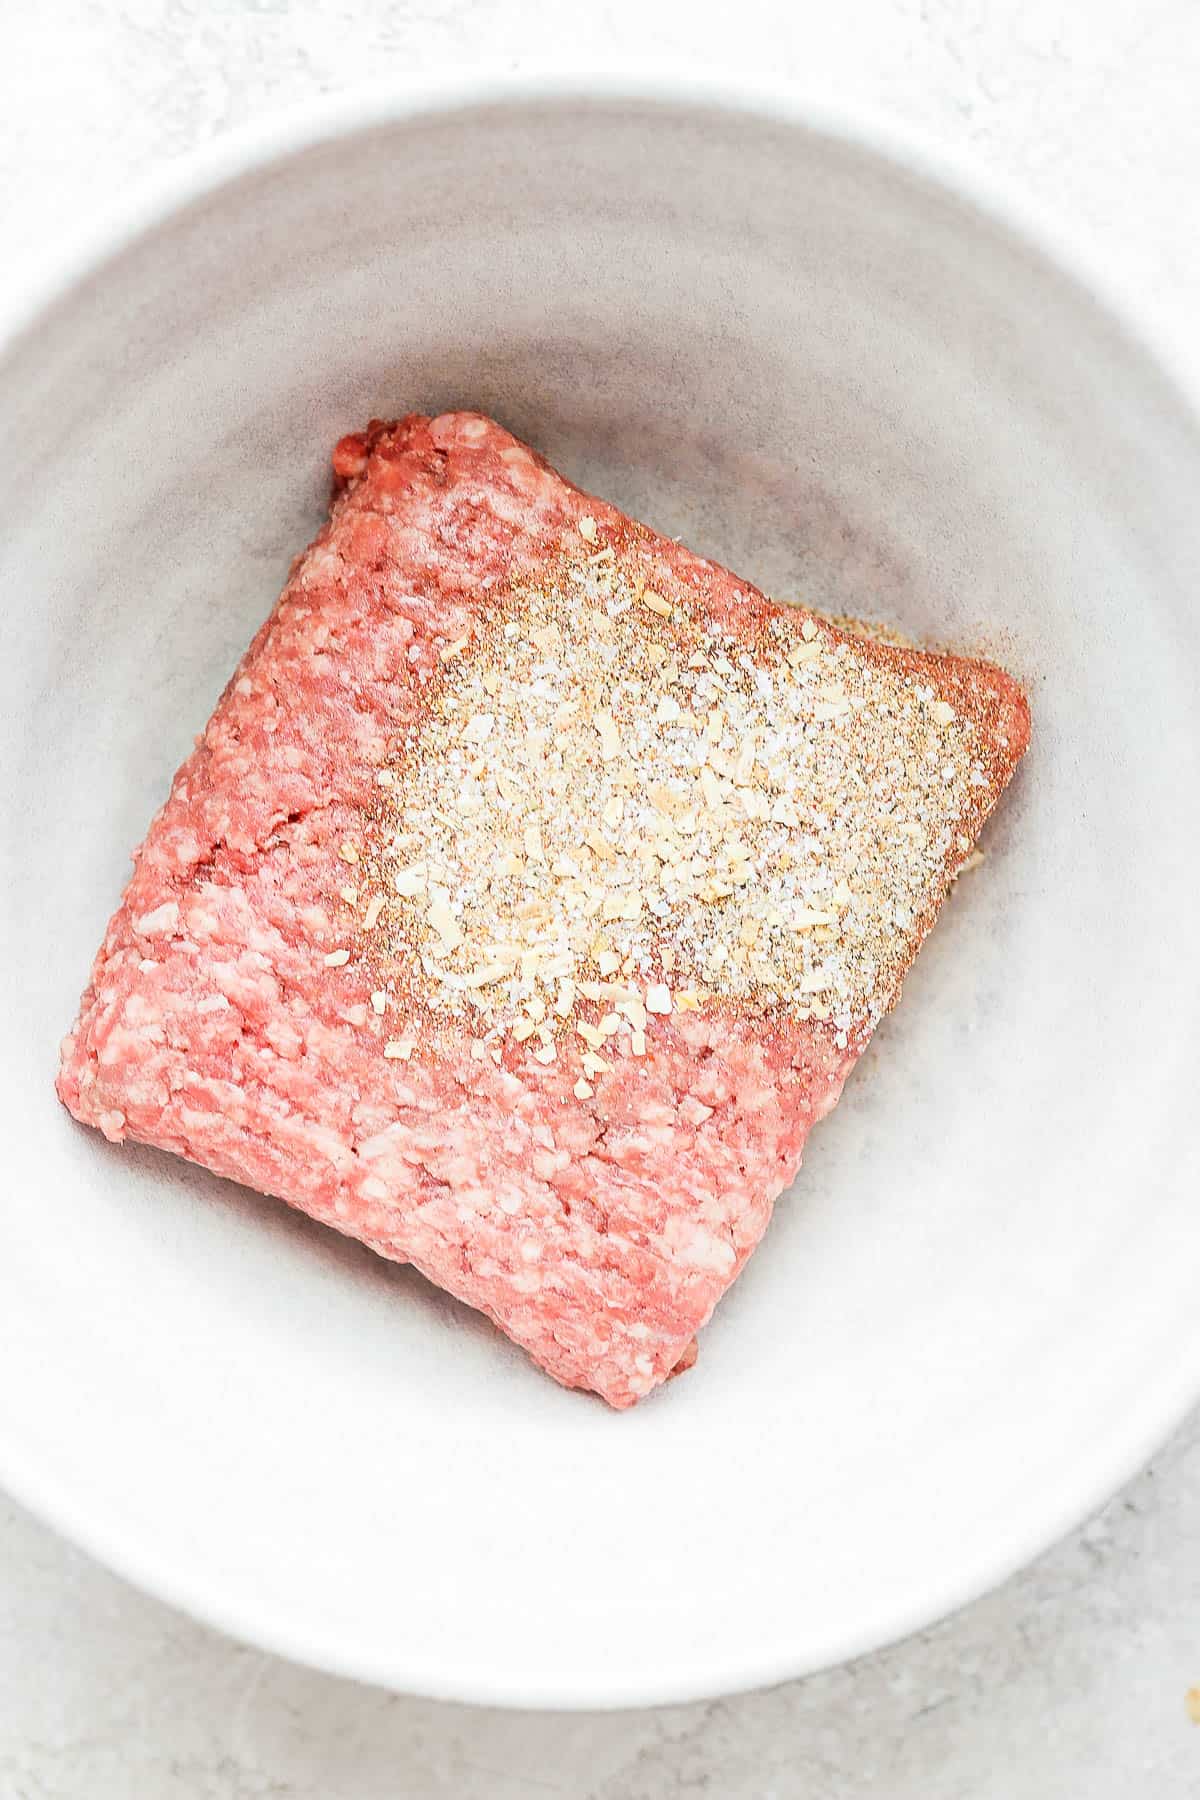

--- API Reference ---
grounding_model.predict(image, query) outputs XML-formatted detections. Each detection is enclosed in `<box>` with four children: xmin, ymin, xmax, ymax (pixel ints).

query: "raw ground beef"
<box><xmin>57</xmin><ymin>413</ymin><xmax>1029</xmax><ymax>1407</ymax></box>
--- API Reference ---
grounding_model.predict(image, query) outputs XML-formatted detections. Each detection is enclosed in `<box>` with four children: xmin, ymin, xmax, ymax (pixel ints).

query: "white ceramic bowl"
<box><xmin>2</xmin><ymin>75</ymin><xmax>1199</xmax><ymax>1708</ymax></box>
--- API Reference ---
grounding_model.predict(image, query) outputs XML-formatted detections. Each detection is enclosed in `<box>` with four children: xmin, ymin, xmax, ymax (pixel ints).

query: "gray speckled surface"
<box><xmin>3</xmin><ymin>3</ymin><xmax>1200</xmax><ymax>1792</ymax></box>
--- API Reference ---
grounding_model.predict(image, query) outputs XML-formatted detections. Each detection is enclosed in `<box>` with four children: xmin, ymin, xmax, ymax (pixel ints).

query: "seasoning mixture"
<box><xmin>352</xmin><ymin>540</ymin><xmax>990</xmax><ymax>1080</ymax></box>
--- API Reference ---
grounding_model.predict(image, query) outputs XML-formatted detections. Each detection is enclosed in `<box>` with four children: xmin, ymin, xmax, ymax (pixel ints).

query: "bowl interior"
<box><xmin>1</xmin><ymin>89</ymin><xmax>1198</xmax><ymax>1705</ymax></box>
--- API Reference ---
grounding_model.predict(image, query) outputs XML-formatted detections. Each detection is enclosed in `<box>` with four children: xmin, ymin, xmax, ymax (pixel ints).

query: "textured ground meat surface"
<box><xmin>58</xmin><ymin>414</ymin><xmax>1029</xmax><ymax>1407</ymax></box>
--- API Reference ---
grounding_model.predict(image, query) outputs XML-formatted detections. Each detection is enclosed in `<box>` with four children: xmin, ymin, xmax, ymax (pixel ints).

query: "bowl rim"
<box><xmin>4</xmin><ymin>66</ymin><xmax>1200</xmax><ymax>1709</ymax></box>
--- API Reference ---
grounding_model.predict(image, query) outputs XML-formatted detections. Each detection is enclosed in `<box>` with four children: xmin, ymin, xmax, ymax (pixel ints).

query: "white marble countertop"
<box><xmin>4</xmin><ymin>2</ymin><xmax>1200</xmax><ymax>1793</ymax></box>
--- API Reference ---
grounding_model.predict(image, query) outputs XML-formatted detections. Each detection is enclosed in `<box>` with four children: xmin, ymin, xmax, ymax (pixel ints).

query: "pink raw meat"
<box><xmin>58</xmin><ymin>413</ymin><xmax>1029</xmax><ymax>1406</ymax></box>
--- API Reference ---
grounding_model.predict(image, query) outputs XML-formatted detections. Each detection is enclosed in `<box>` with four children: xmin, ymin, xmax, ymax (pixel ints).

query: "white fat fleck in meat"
<box><xmin>663</xmin><ymin>1218</ymin><xmax>738</xmax><ymax>1273</ymax></box>
<box><xmin>133</xmin><ymin>901</ymin><xmax>179</xmax><ymax>937</ymax></box>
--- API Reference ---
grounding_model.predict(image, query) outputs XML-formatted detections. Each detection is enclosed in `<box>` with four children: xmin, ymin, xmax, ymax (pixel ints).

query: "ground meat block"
<box><xmin>57</xmin><ymin>413</ymin><xmax>1029</xmax><ymax>1407</ymax></box>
